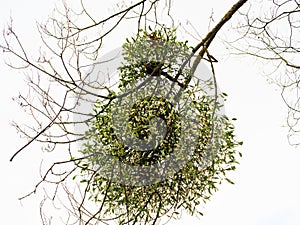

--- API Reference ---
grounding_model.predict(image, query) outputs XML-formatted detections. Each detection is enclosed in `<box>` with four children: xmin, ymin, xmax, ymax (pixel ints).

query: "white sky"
<box><xmin>0</xmin><ymin>0</ymin><xmax>300</xmax><ymax>224</ymax></box>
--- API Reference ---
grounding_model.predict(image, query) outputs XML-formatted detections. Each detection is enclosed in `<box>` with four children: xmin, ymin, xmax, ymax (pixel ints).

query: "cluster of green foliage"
<box><xmin>78</xmin><ymin>28</ymin><xmax>242</xmax><ymax>225</ymax></box>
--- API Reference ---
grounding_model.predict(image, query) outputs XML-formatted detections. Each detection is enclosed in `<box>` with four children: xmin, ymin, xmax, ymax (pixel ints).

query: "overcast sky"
<box><xmin>1</xmin><ymin>0</ymin><xmax>300</xmax><ymax>224</ymax></box>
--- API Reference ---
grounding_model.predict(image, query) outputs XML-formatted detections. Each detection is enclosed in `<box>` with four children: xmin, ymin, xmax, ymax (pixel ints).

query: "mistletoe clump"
<box><xmin>78</xmin><ymin>28</ymin><xmax>242</xmax><ymax>225</ymax></box>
